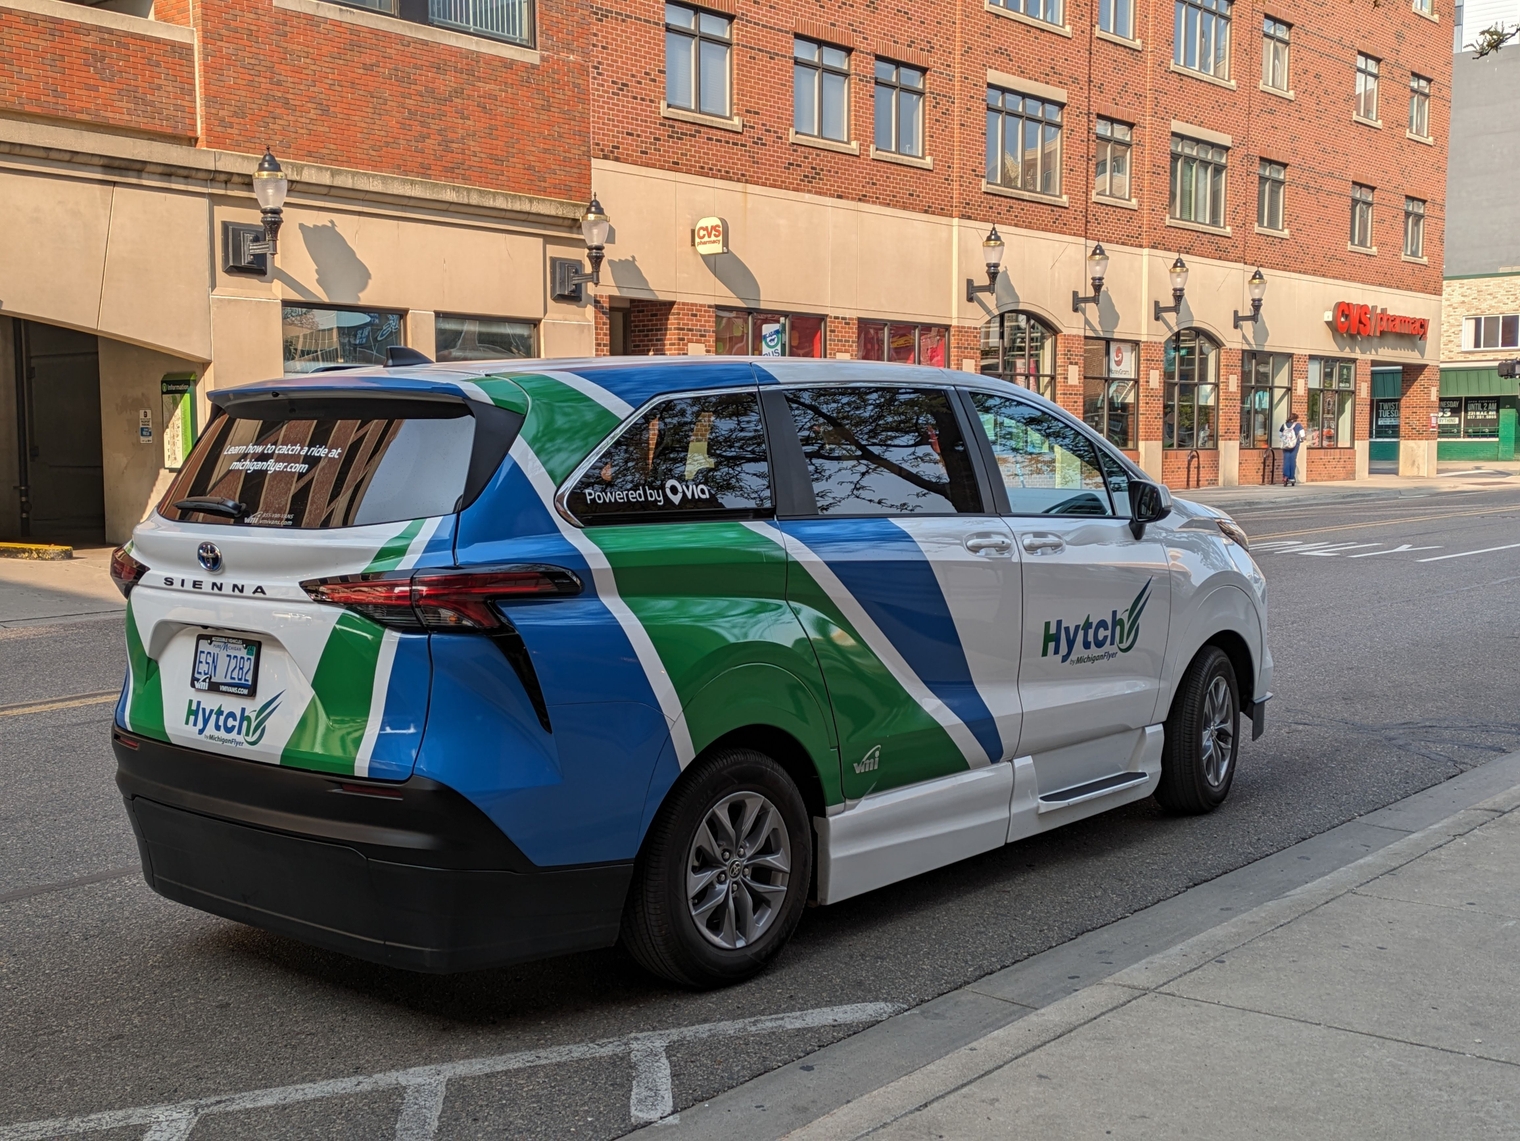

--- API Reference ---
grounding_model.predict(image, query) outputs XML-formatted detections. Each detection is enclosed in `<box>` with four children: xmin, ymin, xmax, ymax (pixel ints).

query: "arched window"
<box><xmin>1163</xmin><ymin>329</ymin><xmax>1220</xmax><ymax>449</ymax></box>
<box><xmin>980</xmin><ymin>311</ymin><xmax>1057</xmax><ymax>400</ymax></box>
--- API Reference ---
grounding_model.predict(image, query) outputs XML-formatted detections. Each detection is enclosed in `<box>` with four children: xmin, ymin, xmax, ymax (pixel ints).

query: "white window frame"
<box><xmin>1094</xmin><ymin>117</ymin><xmax>1133</xmax><ymax>200</ymax></box>
<box><xmin>1409</xmin><ymin>74</ymin><xmax>1431</xmax><ymax>137</ymax></box>
<box><xmin>1350</xmin><ymin>183</ymin><xmax>1375</xmax><ymax>248</ymax></box>
<box><xmin>1257</xmin><ymin>159</ymin><xmax>1285</xmax><ymax>231</ymax></box>
<box><xmin>1403</xmin><ymin>197</ymin><xmax>1425</xmax><ymax>258</ymax></box>
<box><xmin>1261</xmin><ymin>17</ymin><xmax>1290</xmax><ymax>90</ymax></box>
<box><xmin>1355</xmin><ymin>52</ymin><xmax>1380</xmax><ymax>121</ymax></box>
<box><xmin>1174</xmin><ymin>0</ymin><xmax>1232</xmax><ymax>80</ymax></box>
<box><xmin>1169</xmin><ymin>134</ymin><xmax>1228</xmax><ymax>227</ymax></box>
<box><xmin>1099</xmin><ymin>0</ymin><xmax>1133</xmax><ymax>38</ymax></box>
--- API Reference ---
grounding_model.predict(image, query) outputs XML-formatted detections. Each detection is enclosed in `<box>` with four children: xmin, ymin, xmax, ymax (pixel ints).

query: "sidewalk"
<box><xmin>0</xmin><ymin>546</ymin><xmax>124</xmax><ymax>627</ymax></box>
<box><xmin>1183</xmin><ymin>468</ymin><xmax>1516</xmax><ymax>513</ymax></box>
<box><xmin>664</xmin><ymin>753</ymin><xmax>1520</xmax><ymax>1140</ymax></box>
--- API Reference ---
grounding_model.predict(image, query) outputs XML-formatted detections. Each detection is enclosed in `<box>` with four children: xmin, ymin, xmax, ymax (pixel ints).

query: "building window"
<box><xmin>1257</xmin><ymin>159</ymin><xmax>1286</xmax><ymax>231</ymax></box>
<box><xmin>1439</xmin><ymin>397</ymin><xmax>1499</xmax><ymax>439</ymax></box>
<box><xmin>1174</xmin><ymin>0</ymin><xmax>1231</xmax><ymax>80</ymax></box>
<box><xmin>1403</xmin><ymin>197</ymin><xmax>1426</xmax><ymax>258</ymax></box>
<box><xmin>715</xmin><ymin>310</ymin><xmax>826</xmax><ymax>356</ymax></box>
<box><xmin>1355</xmin><ymin>53</ymin><xmax>1380</xmax><ymax>121</ymax></box>
<box><xmin>1409</xmin><ymin>74</ymin><xmax>1431</xmax><ymax>137</ymax></box>
<box><xmin>666</xmin><ymin>3</ymin><xmax>731</xmax><ymax>118</ymax></box>
<box><xmin>1240</xmin><ymin>351</ymin><xmax>1291</xmax><ymax>449</ymax></box>
<box><xmin>794</xmin><ymin>38</ymin><xmax>850</xmax><ymax>142</ymax></box>
<box><xmin>427</xmin><ymin>0</ymin><xmax>532</xmax><ymax>45</ymax></box>
<box><xmin>980</xmin><ymin>312</ymin><xmax>1057</xmax><ymax>400</ymax></box>
<box><xmin>1307</xmin><ymin>359</ymin><xmax>1355</xmax><ymax>447</ymax></box>
<box><xmin>1350</xmin><ymin>183</ymin><xmax>1375</xmax><ymax>248</ymax></box>
<box><xmin>1465</xmin><ymin>314</ymin><xmax>1520</xmax><ymax>349</ymax></box>
<box><xmin>874</xmin><ymin>61</ymin><xmax>925</xmax><ymax>157</ymax></box>
<box><xmin>435</xmin><ymin>315</ymin><xmax>536</xmax><ymax>361</ymax></box>
<box><xmin>1261</xmin><ymin>17</ymin><xmax>1290</xmax><ymax>90</ymax></box>
<box><xmin>990</xmin><ymin>0</ymin><xmax>1063</xmax><ymax>27</ymax></box>
<box><xmin>1083</xmin><ymin>338</ymin><xmax>1138</xmax><ymax>448</ymax></box>
<box><xmin>281</xmin><ymin>306</ymin><xmax>403</xmax><ymax>374</ymax></box>
<box><xmin>857</xmin><ymin>321</ymin><xmax>948</xmax><ymax>366</ymax></box>
<box><xmin>1099</xmin><ymin>0</ymin><xmax>1132</xmax><ymax>36</ymax></box>
<box><xmin>1163</xmin><ymin>330</ymin><xmax>1219</xmax><ymax>449</ymax></box>
<box><xmin>1170</xmin><ymin>135</ymin><xmax>1228</xmax><ymax>227</ymax></box>
<box><xmin>987</xmin><ymin>88</ymin><xmax>1063</xmax><ymax>196</ymax></box>
<box><xmin>1094</xmin><ymin>118</ymin><xmax>1132</xmax><ymax>200</ymax></box>
<box><xmin>1414</xmin><ymin>0</ymin><xmax>1433</xmax><ymax>16</ymax></box>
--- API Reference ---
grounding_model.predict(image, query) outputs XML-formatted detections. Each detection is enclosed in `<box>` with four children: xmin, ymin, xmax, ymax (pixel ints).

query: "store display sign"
<box><xmin>161</xmin><ymin>374</ymin><xmax>198</xmax><ymax>470</ymax></box>
<box><xmin>1109</xmin><ymin>341</ymin><xmax>1137</xmax><ymax>379</ymax></box>
<box><xmin>1330</xmin><ymin>301</ymin><xmax>1429</xmax><ymax>340</ymax></box>
<box><xmin>693</xmin><ymin>217</ymin><xmax>728</xmax><ymax>256</ymax></box>
<box><xmin>138</xmin><ymin>409</ymin><xmax>153</xmax><ymax>446</ymax></box>
<box><xmin>1373</xmin><ymin>399</ymin><xmax>1401</xmax><ymax>438</ymax></box>
<box><xmin>758</xmin><ymin>322</ymin><xmax>784</xmax><ymax>356</ymax></box>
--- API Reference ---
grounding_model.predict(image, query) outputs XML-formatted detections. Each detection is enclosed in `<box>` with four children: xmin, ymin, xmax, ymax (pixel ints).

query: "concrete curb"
<box><xmin>0</xmin><ymin>542</ymin><xmax>73</xmax><ymax>561</ymax></box>
<box><xmin>777</xmin><ymin>783</ymin><xmax>1520</xmax><ymax>1141</ymax></box>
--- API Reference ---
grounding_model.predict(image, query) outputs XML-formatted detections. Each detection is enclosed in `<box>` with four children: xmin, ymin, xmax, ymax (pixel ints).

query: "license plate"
<box><xmin>192</xmin><ymin>635</ymin><xmax>261</xmax><ymax>698</ymax></box>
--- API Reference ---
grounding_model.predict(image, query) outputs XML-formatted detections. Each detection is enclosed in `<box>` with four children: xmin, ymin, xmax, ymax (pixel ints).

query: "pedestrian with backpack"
<box><xmin>1279</xmin><ymin>412</ymin><xmax>1306</xmax><ymax>486</ymax></box>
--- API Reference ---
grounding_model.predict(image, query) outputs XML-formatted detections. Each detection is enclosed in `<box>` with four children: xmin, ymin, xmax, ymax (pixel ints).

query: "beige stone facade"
<box><xmin>1441</xmin><ymin>273</ymin><xmax>1520</xmax><ymax>362</ymax></box>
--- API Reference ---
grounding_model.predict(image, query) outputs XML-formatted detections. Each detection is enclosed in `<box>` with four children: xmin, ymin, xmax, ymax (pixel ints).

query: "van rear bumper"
<box><xmin>112</xmin><ymin>729</ymin><xmax>631</xmax><ymax>973</ymax></box>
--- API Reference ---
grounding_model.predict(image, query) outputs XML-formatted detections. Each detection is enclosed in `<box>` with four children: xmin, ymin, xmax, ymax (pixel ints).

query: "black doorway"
<box><xmin>12</xmin><ymin>320</ymin><xmax>105</xmax><ymax>542</ymax></box>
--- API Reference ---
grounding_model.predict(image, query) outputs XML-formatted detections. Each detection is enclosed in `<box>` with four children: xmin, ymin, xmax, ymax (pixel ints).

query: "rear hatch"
<box><xmin>120</xmin><ymin>382</ymin><xmax>522</xmax><ymax>780</ymax></box>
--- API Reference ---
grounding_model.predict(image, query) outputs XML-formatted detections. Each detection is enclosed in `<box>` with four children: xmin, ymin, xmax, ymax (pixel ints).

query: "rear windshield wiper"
<box><xmin>174</xmin><ymin>496</ymin><xmax>249</xmax><ymax>521</ymax></box>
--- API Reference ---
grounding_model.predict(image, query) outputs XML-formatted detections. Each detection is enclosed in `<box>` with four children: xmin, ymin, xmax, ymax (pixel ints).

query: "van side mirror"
<box><xmin>1128</xmin><ymin>480</ymin><xmax>1169</xmax><ymax>539</ymax></box>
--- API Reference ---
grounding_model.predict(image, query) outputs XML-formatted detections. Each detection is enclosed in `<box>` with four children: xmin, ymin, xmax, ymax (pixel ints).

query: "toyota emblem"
<box><xmin>197</xmin><ymin>542</ymin><xmax>223</xmax><ymax>573</ymax></box>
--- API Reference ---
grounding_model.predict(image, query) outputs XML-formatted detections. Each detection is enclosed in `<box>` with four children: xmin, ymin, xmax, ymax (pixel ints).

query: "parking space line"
<box><xmin>0</xmin><ymin>1002</ymin><xmax>901</xmax><ymax>1141</ymax></box>
<box><xmin>1418</xmin><ymin>542</ymin><xmax>1520</xmax><ymax>563</ymax></box>
<box><xmin>0</xmin><ymin>692</ymin><xmax>117</xmax><ymax>718</ymax></box>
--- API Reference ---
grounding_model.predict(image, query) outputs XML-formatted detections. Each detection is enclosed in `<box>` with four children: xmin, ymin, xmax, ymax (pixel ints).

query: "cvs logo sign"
<box><xmin>693</xmin><ymin>216</ymin><xmax>727</xmax><ymax>255</ymax></box>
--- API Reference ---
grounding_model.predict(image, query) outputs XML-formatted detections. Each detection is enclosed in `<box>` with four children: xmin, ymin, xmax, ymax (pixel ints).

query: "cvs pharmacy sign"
<box><xmin>1330</xmin><ymin>301</ymin><xmax>1429</xmax><ymax>340</ymax></box>
<box><xmin>693</xmin><ymin>217</ymin><xmax>728</xmax><ymax>255</ymax></box>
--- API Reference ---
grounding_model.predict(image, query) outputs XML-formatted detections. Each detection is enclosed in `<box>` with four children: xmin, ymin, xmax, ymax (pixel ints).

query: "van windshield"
<box><xmin>159</xmin><ymin>404</ymin><xmax>476</xmax><ymax>528</ymax></box>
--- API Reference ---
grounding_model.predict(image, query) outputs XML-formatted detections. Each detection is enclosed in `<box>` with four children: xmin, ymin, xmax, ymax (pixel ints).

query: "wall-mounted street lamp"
<box><xmin>247</xmin><ymin>149</ymin><xmax>289</xmax><ymax>258</ymax></box>
<box><xmin>1233</xmin><ymin>267</ymin><xmax>1269</xmax><ymax>329</ymax></box>
<box><xmin>966</xmin><ymin>225</ymin><xmax>1006</xmax><ymax>302</ymax></box>
<box><xmin>1071</xmin><ymin>242</ymin><xmax>1110</xmax><ymax>312</ymax></box>
<box><xmin>553</xmin><ymin>194</ymin><xmax>612</xmax><ymax>301</ymax></box>
<box><xmin>1152</xmin><ymin>256</ymin><xmax>1189</xmax><ymax>321</ymax></box>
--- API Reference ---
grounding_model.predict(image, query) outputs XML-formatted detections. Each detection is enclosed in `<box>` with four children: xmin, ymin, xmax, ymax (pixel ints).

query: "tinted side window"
<box><xmin>969</xmin><ymin>393</ymin><xmax>1114</xmax><ymax>517</ymax></box>
<box><xmin>785</xmin><ymin>387</ymin><xmax>982</xmax><ymax>516</ymax></box>
<box><xmin>567</xmin><ymin>391</ymin><xmax>771</xmax><ymax>524</ymax></box>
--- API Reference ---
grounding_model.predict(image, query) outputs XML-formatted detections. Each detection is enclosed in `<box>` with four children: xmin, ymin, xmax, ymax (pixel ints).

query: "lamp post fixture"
<box><xmin>1071</xmin><ymin>242</ymin><xmax>1110</xmax><ymax>313</ymax></box>
<box><xmin>966</xmin><ymin>225</ymin><xmax>1006</xmax><ymax>303</ymax></box>
<box><xmin>1233</xmin><ymin>267</ymin><xmax>1269</xmax><ymax>329</ymax></box>
<box><xmin>1152</xmin><ymin>255</ymin><xmax>1189</xmax><ymax>321</ymax></box>
<box><xmin>554</xmin><ymin>194</ymin><xmax>611</xmax><ymax>299</ymax></box>
<box><xmin>248</xmin><ymin>148</ymin><xmax>289</xmax><ymax>257</ymax></box>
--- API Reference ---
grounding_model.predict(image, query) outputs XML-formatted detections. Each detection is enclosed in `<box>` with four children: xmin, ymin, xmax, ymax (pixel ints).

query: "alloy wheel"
<box><xmin>686</xmin><ymin>791</ymin><xmax>792</xmax><ymax>950</ymax></box>
<box><xmin>1199</xmin><ymin>674</ymin><xmax>1236</xmax><ymax>788</ymax></box>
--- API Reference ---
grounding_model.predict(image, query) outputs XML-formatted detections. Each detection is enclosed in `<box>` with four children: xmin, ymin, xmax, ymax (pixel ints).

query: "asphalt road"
<box><xmin>4</xmin><ymin>486</ymin><xmax>1520</xmax><ymax>1139</ymax></box>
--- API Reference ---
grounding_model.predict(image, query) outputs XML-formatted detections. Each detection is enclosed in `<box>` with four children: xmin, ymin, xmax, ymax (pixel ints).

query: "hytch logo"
<box><xmin>1041</xmin><ymin>580</ymin><xmax>1152</xmax><ymax>665</ymax></box>
<box><xmin>185</xmin><ymin>692</ymin><xmax>283</xmax><ymax>747</ymax></box>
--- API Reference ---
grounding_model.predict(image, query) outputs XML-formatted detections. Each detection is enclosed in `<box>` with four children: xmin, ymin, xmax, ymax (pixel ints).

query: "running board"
<box><xmin>1036</xmin><ymin>771</ymin><xmax>1151</xmax><ymax>813</ymax></box>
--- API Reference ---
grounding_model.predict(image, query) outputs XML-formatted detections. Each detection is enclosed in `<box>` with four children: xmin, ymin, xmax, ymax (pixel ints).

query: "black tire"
<box><xmin>621</xmin><ymin>747</ymin><xmax>812</xmax><ymax>988</ymax></box>
<box><xmin>1156</xmin><ymin>646</ymin><xmax>1240</xmax><ymax>814</ymax></box>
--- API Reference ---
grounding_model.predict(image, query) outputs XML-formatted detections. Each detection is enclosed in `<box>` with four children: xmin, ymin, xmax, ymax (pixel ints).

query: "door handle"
<box><xmin>1021</xmin><ymin>533</ymin><xmax>1066</xmax><ymax>554</ymax></box>
<box><xmin>964</xmin><ymin>532</ymin><xmax>1013</xmax><ymax>556</ymax></box>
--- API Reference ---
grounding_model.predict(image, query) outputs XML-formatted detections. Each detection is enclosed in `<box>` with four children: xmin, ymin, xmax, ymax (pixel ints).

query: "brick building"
<box><xmin>0</xmin><ymin>0</ymin><xmax>595</xmax><ymax>542</ymax></box>
<box><xmin>587</xmin><ymin>0</ymin><xmax>1450</xmax><ymax>488</ymax></box>
<box><xmin>0</xmin><ymin>0</ymin><xmax>1451</xmax><ymax>543</ymax></box>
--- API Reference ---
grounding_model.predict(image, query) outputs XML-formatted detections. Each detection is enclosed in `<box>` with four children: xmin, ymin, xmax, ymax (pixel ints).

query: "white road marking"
<box><xmin>0</xmin><ymin>1003</ymin><xmax>900</xmax><ymax>1141</ymax></box>
<box><xmin>1419</xmin><ymin>542</ymin><xmax>1520</xmax><ymax>563</ymax></box>
<box><xmin>1297</xmin><ymin>543</ymin><xmax>1381</xmax><ymax>556</ymax></box>
<box><xmin>1345</xmin><ymin>544</ymin><xmax>1442</xmax><ymax>558</ymax></box>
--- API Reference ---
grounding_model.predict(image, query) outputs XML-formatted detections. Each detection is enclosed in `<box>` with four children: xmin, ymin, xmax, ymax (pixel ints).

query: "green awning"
<box><xmin>1371</xmin><ymin>368</ymin><xmax>1403</xmax><ymax>399</ymax></box>
<box><xmin>1441</xmin><ymin>367</ymin><xmax>1518</xmax><ymax>397</ymax></box>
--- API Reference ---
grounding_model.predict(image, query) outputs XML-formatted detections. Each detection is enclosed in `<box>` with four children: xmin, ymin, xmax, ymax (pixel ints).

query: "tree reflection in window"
<box><xmin>568</xmin><ymin>391</ymin><xmax>772</xmax><ymax>523</ymax></box>
<box><xmin>784</xmin><ymin>387</ymin><xmax>982</xmax><ymax>515</ymax></box>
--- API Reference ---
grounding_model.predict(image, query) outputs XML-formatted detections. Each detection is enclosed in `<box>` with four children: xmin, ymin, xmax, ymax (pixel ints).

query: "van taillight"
<box><xmin>110</xmin><ymin>546</ymin><xmax>149</xmax><ymax>598</ymax></box>
<box><xmin>300</xmin><ymin>565</ymin><xmax>582</xmax><ymax>630</ymax></box>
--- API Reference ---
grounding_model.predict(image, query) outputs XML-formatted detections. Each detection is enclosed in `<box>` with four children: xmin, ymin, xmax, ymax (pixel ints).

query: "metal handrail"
<box><xmin>1261</xmin><ymin>448</ymin><xmax>1278</xmax><ymax>486</ymax></box>
<box><xmin>1186</xmin><ymin>448</ymin><xmax>1202</xmax><ymax>489</ymax></box>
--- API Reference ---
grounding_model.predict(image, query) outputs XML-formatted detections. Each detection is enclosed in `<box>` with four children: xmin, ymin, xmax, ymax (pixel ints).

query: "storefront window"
<box><xmin>980</xmin><ymin>312</ymin><xmax>1057</xmax><ymax>400</ymax></box>
<box><xmin>715</xmin><ymin>311</ymin><xmax>826</xmax><ymax>357</ymax></box>
<box><xmin>1307</xmin><ymin>358</ymin><xmax>1355</xmax><ymax>448</ymax></box>
<box><xmin>435</xmin><ymin>315</ymin><xmax>536</xmax><ymax>361</ymax></box>
<box><xmin>1440</xmin><ymin>396</ymin><xmax>1499</xmax><ymax>439</ymax></box>
<box><xmin>1163</xmin><ymin>329</ymin><xmax>1219</xmax><ymax>449</ymax></box>
<box><xmin>1373</xmin><ymin>399</ymin><xmax>1401</xmax><ymax>439</ymax></box>
<box><xmin>857</xmin><ymin>321</ymin><xmax>948</xmax><ymax>367</ymax></box>
<box><xmin>1082</xmin><ymin>338</ymin><xmax>1138</xmax><ymax>448</ymax></box>
<box><xmin>1240</xmin><ymin>351</ymin><xmax>1291</xmax><ymax>449</ymax></box>
<box><xmin>282</xmin><ymin>306</ymin><xmax>404</xmax><ymax>373</ymax></box>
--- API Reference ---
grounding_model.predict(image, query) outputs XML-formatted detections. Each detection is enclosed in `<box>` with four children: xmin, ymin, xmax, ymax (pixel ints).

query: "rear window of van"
<box><xmin>159</xmin><ymin>397</ymin><xmax>511</xmax><ymax>529</ymax></box>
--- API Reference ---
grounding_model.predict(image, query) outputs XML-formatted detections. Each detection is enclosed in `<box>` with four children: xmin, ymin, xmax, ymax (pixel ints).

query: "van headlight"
<box><xmin>1216</xmin><ymin>518</ymin><xmax>1250</xmax><ymax>550</ymax></box>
